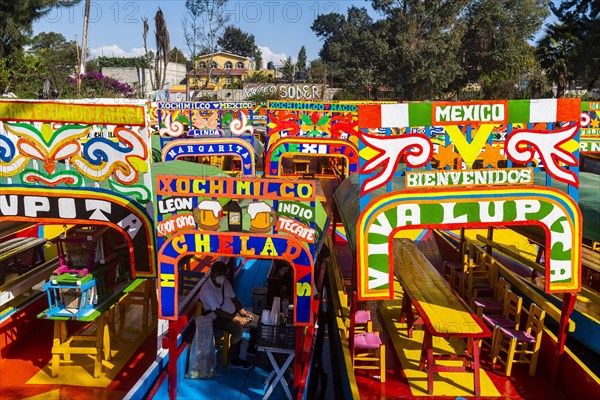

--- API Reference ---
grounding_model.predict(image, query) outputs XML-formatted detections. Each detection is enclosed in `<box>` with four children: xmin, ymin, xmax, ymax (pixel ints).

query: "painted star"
<box><xmin>480</xmin><ymin>144</ymin><xmax>505</xmax><ymax>168</ymax></box>
<box><xmin>590</xmin><ymin>118</ymin><xmax>600</xmax><ymax>129</ymax></box>
<box><xmin>433</xmin><ymin>144</ymin><xmax>458</xmax><ymax>169</ymax></box>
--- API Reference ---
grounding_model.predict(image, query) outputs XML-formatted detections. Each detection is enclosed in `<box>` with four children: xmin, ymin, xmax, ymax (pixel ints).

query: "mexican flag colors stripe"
<box><xmin>358</xmin><ymin>98</ymin><xmax>581</xmax><ymax>128</ymax></box>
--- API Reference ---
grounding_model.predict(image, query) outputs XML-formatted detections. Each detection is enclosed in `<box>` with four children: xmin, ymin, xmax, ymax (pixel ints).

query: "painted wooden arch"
<box><xmin>157</xmin><ymin>231</ymin><xmax>314</xmax><ymax>325</ymax></box>
<box><xmin>356</xmin><ymin>186</ymin><xmax>582</xmax><ymax>300</ymax></box>
<box><xmin>265</xmin><ymin>137</ymin><xmax>359</xmax><ymax>177</ymax></box>
<box><xmin>161</xmin><ymin>138</ymin><xmax>255</xmax><ymax>176</ymax></box>
<box><xmin>0</xmin><ymin>187</ymin><xmax>156</xmax><ymax>276</ymax></box>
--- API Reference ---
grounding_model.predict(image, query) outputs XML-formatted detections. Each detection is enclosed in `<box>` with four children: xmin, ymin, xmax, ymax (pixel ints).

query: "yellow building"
<box><xmin>189</xmin><ymin>51</ymin><xmax>273</xmax><ymax>90</ymax></box>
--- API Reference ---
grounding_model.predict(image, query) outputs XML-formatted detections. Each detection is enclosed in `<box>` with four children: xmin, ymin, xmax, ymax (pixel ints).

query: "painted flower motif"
<box><xmin>301</xmin><ymin>112</ymin><xmax>330</xmax><ymax>137</ymax></box>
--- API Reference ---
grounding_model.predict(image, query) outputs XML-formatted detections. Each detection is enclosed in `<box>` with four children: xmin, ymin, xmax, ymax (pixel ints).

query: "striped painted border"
<box><xmin>358</xmin><ymin>98</ymin><xmax>581</xmax><ymax>128</ymax></box>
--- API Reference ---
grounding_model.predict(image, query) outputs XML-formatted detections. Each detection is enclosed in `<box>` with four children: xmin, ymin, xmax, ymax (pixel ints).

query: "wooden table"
<box><xmin>393</xmin><ymin>238</ymin><xmax>491</xmax><ymax>396</ymax></box>
<box><xmin>38</xmin><ymin>278</ymin><xmax>148</xmax><ymax>378</ymax></box>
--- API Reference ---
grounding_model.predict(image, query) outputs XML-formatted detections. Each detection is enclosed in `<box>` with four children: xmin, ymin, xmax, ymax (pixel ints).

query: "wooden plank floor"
<box><xmin>0</xmin><ymin>284</ymin><xmax>158</xmax><ymax>400</ymax></box>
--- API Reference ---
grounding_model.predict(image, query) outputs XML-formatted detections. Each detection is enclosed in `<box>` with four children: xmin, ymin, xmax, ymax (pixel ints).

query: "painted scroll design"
<box><xmin>505</xmin><ymin>124</ymin><xmax>579</xmax><ymax>187</ymax></box>
<box><xmin>358</xmin><ymin>130</ymin><xmax>433</xmax><ymax>194</ymax></box>
<box><xmin>0</xmin><ymin>122</ymin><xmax>151</xmax><ymax>201</ymax></box>
<box><xmin>230</xmin><ymin>111</ymin><xmax>254</xmax><ymax>136</ymax></box>
<box><xmin>159</xmin><ymin>109</ymin><xmax>185</xmax><ymax>137</ymax></box>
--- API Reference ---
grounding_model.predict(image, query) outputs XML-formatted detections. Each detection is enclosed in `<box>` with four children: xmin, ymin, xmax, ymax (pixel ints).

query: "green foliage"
<box><xmin>169</xmin><ymin>47</ymin><xmax>187</xmax><ymax>64</ymax></box>
<box><xmin>217</xmin><ymin>25</ymin><xmax>262</xmax><ymax>68</ymax></box>
<box><xmin>1</xmin><ymin>0</ymin><xmax>81</xmax><ymax>94</ymax></box>
<box><xmin>245</xmin><ymin>91</ymin><xmax>280</xmax><ymax>102</ymax></box>
<box><xmin>312</xmin><ymin>0</ymin><xmax>564</xmax><ymax>100</ymax></box>
<box><xmin>96</xmin><ymin>56</ymin><xmax>150</xmax><ymax>68</ymax></box>
<box><xmin>536</xmin><ymin>25</ymin><xmax>576</xmax><ymax>97</ymax></box>
<box><xmin>549</xmin><ymin>0</ymin><xmax>600</xmax><ymax>90</ymax></box>
<box><xmin>297</xmin><ymin>46</ymin><xmax>307</xmax><ymax>72</ymax></box>
<box><xmin>0</xmin><ymin>0</ymin><xmax>80</xmax><ymax>60</ymax></box>
<box><xmin>280</xmin><ymin>57</ymin><xmax>296</xmax><ymax>83</ymax></box>
<box><xmin>312</xmin><ymin>6</ymin><xmax>387</xmax><ymax>98</ymax></box>
<box><xmin>246</xmin><ymin>71</ymin><xmax>274</xmax><ymax>83</ymax></box>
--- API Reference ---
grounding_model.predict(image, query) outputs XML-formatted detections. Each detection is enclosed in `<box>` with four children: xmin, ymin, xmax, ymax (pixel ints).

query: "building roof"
<box><xmin>191</xmin><ymin>68</ymin><xmax>246</xmax><ymax>76</ymax></box>
<box><xmin>196</xmin><ymin>51</ymin><xmax>250</xmax><ymax>61</ymax></box>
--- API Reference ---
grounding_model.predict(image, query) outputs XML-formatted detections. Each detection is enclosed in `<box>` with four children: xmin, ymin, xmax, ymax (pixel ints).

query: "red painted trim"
<box><xmin>167</xmin><ymin>320</ymin><xmax>179</xmax><ymax>400</ymax></box>
<box><xmin>147</xmin><ymin>370</ymin><xmax>168</xmax><ymax>399</ymax></box>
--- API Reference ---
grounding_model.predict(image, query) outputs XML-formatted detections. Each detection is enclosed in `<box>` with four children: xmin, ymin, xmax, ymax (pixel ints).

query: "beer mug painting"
<box><xmin>193</xmin><ymin>200</ymin><xmax>223</xmax><ymax>230</ymax></box>
<box><xmin>247</xmin><ymin>201</ymin><xmax>276</xmax><ymax>233</ymax></box>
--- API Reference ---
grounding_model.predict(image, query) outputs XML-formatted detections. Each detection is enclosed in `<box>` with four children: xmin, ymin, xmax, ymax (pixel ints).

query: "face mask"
<box><xmin>215</xmin><ymin>275</ymin><xmax>226</xmax><ymax>285</ymax></box>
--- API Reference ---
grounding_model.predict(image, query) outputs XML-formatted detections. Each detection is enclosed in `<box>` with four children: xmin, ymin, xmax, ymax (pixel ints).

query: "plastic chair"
<box><xmin>492</xmin><ymin>303</ymin><xmax>546</xmax><ymax>377</ymax></box>
<box><xmin>349</xmin><ymin>291</ymin><xmax>385</xmax><ymax>382</ymax></box>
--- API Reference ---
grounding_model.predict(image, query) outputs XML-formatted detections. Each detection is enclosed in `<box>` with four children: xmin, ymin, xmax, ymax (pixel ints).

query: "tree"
<box><xmin>458</xmin><ymin>0</ymin><xmax>549</xmax><ymax>99</ymax></box>
<box><xmin>280</xmin><ymin>57</ymin><xmax>296</xmax><ymax>83</ymax></box>
<box><xmin>1</xmin><ymin>0</ymin><xmax>81</xmax><ymax>93</ymax></box>
<box><xmin>0</xmin><ymin>0</ymin><xmax>80</xmax><ymax>60</ymax></box>
<box><xmin>28</xmin><ymin>32</ymin><xmax>79</xmax><ymax>98</ymax></box>
<box><xmin>549</xmin><ymin>0</ymin><xmax>600</xmax><ymax>90</ymax></box>
<box><xmin>371</xmin><ymin>0</ymin><xmax>471</xmax><ymax>100</ymax></box>
<box><xmin>183</xmin><ymin>0</ymin><xmax>230</xmax><ymax>91</ymax></box>
<box><xmin>297</xmin><ymin>46</ymin><xmax>307</xmax><ymax>73</ymax></box>
<box><xmin>154</xmin><ymin>8</ymin><xmax>170</xmax><ymax>90</ymax></box>
<box><xmin>312</xmin><ymin>7</ymin><xmax>388</xmax><ymax>98</ymax></box>
<box><xmin>308</xmin><ymin>59</ymin><xmax>326</xmax><ymax>84</ymax></box>
<box><xmin>169</xmin><ymin>47</ymin><xmax>187</xmax><ymax>64</ymax></box>
<box><xmin>217</xmin><ymin>26</ymin><xmax>262</xmax><ymax>68</ymax></box>
<box><xmin>536</xmin><ymin>25</ymin><xmax>576</xmax><ymax>97</ymax></box>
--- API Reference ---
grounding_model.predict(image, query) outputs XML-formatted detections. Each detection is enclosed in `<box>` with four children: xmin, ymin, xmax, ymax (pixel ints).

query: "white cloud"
<box><xmin>89</xmin><ymin>45</ymin><xmax>147</xmax><ymax>58</ymax></box>
<box><xmin>258</xmin><ymin>45</ymin><xmax>296</xmax><ymax>66</ymax></box>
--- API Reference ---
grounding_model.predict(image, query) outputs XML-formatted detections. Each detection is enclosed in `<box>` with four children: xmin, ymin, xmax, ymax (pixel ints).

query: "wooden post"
<box><xmin>485</xmin><ymin>227</ymin><xmax>494</xmax><ymax>254</ymax></box>
<box><xmin>554</xmin><ymin>292</ymin><xmax>577</xmax><ymax>388</ymax></box>
<box><xmin>167</xmin><ymin>320</ymin><xmax>179</xmax><ymax>400</ymax></box>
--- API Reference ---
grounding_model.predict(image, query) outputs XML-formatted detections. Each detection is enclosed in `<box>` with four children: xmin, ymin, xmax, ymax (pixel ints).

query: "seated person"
<box><xmin>199</xmin><ymin>261</ymin><xmax>254</xmax><ymax>369</ymax></box>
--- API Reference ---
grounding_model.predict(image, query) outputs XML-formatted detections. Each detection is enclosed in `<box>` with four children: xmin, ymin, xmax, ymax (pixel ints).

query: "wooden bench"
<box><xmin>0</xmin><ymin>237</ymin><xmax>47</xmax><ymax>285</ymax></box>
<box><xmin>393</xmin><ymin>238</ymin><xmax>491</xmax><ymax>396</ymax></box>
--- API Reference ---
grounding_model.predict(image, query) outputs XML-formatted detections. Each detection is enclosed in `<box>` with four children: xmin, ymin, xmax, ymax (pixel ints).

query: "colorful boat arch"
<box><xmin>157</xmin><ymin>101</ymin><xmax>255</xmax><ymax>139</ymax></box>
<box><xmin>162</xmin><ymin>138</ymin><xmax>255</xmax><ymax>176</ymax></box>
<box><xmin>356</xmin><ymin>186</ymin><xmax>582</xmax><ymax>300</ymax></box>
<box><xmin>154</xmin><ymin>175</ymin><xmax>326</xmax><ymax>326</ymax></box>
<box><xmin>0</xmin><ymin>186</ymin><xmax>155</xmax><ymax>276</ymax></box>
<box><xmin>0</xmin><ymin>100</ymin><xmax>156</xmax><ymax>277</ymax></box>
<box><xmin>157</xmin><ymin>231</ymin><xmax>314</xmax><ymax>325</ymax></box>
<box><xmin>264</xmin><ymin>137</ymin><xmax>359</xmax><ymax>177</ymax></box>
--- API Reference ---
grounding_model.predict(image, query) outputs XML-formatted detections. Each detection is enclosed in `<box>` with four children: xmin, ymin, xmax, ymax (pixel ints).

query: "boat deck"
<box><xmin>0</xmin><ymin>286</ymin><xmax>158</xmax><ymax>400</ymax></box>
<box><xmin>332</xmin><ymin>228</ymin><xmax>570</xmax><ymax>399</ymax></box>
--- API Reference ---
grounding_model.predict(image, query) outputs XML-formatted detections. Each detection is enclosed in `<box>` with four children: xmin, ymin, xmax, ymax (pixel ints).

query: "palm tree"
<box><xmin>281</xmin><ymin>57</ymin><xmax>296</xmax><ymax>83</ymax></box>
<box><xmin>536</xmin><ymin>24</ymin><xmax>576</xmax><ymax>98</ymax></box>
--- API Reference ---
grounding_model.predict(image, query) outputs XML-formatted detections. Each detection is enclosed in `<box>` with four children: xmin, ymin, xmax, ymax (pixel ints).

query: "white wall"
<box><xmin>102</xmin><ymin>62</ymin><xmax>187</xmax><ymax>96</ymax></box>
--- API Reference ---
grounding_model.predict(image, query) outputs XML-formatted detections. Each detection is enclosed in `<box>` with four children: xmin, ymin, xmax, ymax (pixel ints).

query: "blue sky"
<box><xmin>32</xmin><ymin>0</ymin><xmax>376</xmax><ymax>66</ymax></box>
